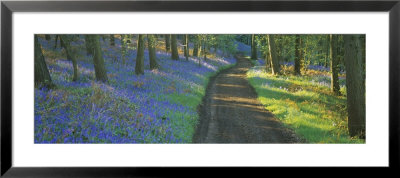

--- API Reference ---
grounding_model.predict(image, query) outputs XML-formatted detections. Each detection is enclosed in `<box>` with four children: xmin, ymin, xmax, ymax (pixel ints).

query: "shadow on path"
<box><xmin>193</xmin><ymin>56</ymin><xmax>301</xmax><ymax>143</ymax></box>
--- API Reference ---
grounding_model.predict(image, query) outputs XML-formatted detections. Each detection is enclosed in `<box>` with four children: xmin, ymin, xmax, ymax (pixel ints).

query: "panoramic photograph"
<box><xmin>34</xmin><ymin>34</ymin><xmax>365</xmax><ymax>143</ymax></box>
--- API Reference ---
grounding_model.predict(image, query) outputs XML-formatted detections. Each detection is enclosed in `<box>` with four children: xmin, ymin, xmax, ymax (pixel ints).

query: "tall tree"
<box><xmin>121</xmin><ymin>34</ymin><xmax>127</xmax><ymax>65</ymax></box>
<box><xmin>60</xmin><ymin>35</ymin><xmax>79</xmax><ymax>81</ymax></box>
<box><xmin>267</xmin><ymin>35</ymin><xmax>280</xmax><ymax>75</ymax></box>
<box><xmin>54</xmin><ymin>35</ymin><xmax>60</xmax><ymax>49</ymax></box>
<box><xmin>192</xmin><ymin>35</ymin><xmax>201</xmax><ymax>57</ymax></box>
<box><xmin>34</xmin><ymin>35</ymin><xmax>54</xmax><ymax>88</ymax></box>
<box><xmin>87</xmin><ymin>35</ymin><xmax>108</xmax><ymax>82</ymax></box>
<box><xmin>135</xmin><ymin>34</ymin><xmax>145</xmax><ymax>75</ymax></box>
<box><xmin>251</xmin><ymin>34</ymin><xmax>257</xmax><ymax>60</ymax></box>
<box><xmin>259</xmin><ymin>36</ymin><xmax>270</xmax><ymax>70</ymax></box>
<box><xmin>85</xmin><ymin>35</ymin><xmax>94</xmax><ymax>56</ymax></box>
<box><xmin>170</xmin><ymin>34</ymin><xmax>179</xmax><ymax>60</ymax></box>
<box><xmin>294</xmin><ymin>35</ymin><xmax>303</xmax><ymax>75</ymax></box>
<box><xmin>202</xmin><ymin>35</ymin><xmax>207</xmax><ymax>61</ymax></box>
<box><xmin>45</xmin><ymin>35</ymin><xmax>51</xmax><ymax>41</ymax></box>
<box><xmin>184</xmin><ymin>34</ymin><xmax>189</xmax><ymax>61</ymax></box>
<box><xmin>147</xmin><ymin>34</ymin><xmax>159</xmax><ymax>70</ymax></box>
<box><xmin>344</xmin><ymin>35</ymin><xmax>366</xmax><ymax>138</ymax></box>
<box><xmin>165</xmin><ymin>34</ymin><xmax>171</xmax><ymax>52</ymax></box>
<box><xmin>330</xmin><ymin>34</ymin><xmax>340</xmax><ymax>95</ymax></box>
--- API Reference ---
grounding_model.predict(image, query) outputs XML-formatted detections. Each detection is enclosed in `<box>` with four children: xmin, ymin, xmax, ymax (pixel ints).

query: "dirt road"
<box><xmin>193</xmin><ymin>56</ymin><xmax>301</xmax><ymax>143</ymax></box>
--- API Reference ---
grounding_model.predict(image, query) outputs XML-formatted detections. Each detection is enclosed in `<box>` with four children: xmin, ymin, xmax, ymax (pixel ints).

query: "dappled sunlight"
<box><xmin>35</xmin><ymin>34</ymin><xmax>364</xmax><ymax>144</ymax></box>
<box><xmin>215</xmin><ymin>83</ymin><xmax>246</xmax><ymax>89</ymax></box>
<box><xmin>247</xmin><ymin>58</ymin><xmax>361</xmax><ymax>143</ymax></box>
<box><xmin>224</xmin><ymin>73</ymin><xmax>243</xmax><ymax>78</ymax></box>
<box><xmin>213</xmin><ymin>96</ymin><xmax>256</xmax><ymax>105</ymax></box>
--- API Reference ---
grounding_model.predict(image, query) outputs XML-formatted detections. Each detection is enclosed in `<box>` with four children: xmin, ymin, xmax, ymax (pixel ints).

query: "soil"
<box><xmin>193</xmin><ymin>56</ymin><xmax>302</xmax><ymax>143</ymax></box>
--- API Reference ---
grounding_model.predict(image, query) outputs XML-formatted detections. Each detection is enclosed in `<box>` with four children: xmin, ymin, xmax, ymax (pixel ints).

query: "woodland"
<box><xmin>35</xmin><ymin>34</ymin><xmax>365</xmax><ymax>143</ymax></box>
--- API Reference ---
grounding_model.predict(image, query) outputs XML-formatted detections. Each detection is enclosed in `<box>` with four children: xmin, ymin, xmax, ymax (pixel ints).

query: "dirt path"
<box><xmin>193</xmin><ymin>56</ymin><xmax>301</xmax><ymax>143</ymax></box>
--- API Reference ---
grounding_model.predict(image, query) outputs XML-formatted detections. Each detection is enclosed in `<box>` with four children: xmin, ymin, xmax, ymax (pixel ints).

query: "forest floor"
<box><xmin>193</xmin><ymin>55</ymin><xmax>302</xmax><ymax>143</ymax></box>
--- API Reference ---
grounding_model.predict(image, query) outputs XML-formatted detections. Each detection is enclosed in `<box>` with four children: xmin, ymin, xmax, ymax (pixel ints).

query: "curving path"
<box><xmin>193</xmin><ymin>56</ymin><xmax>301</xmax><ymax>143</ymax></box>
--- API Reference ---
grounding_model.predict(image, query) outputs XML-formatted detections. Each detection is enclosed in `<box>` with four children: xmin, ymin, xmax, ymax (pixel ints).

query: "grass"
<box><xmin>162</xmin><ymin>63</ymin><xmax>236</xmax><ymax>142</ymax></box>
<box><xmin>246</xmin><ymin>58</ymin><xmax>364</xmax><ymax>143</ymax></box>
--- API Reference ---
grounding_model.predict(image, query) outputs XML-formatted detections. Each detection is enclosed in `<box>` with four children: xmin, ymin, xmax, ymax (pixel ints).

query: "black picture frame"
<box><xmin>1</xmin><ymin>0</ymin><xmax>399</xmax><ymax>177</ymax></box>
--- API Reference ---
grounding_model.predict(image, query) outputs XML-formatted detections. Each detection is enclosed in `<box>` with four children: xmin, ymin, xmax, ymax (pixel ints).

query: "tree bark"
<box><xmin>34</xmin><ymin>35</ymin><xmax>54</xmax><ymax>88</ymax></box>
<box><xmin>267</xmin><ymin>35</ymin><xmax>280</xmax><ymax>75</ymax></box>
<box><xmin>110</xmin><ymin>34</ymin><xmax>115</xmax><ymax>46</ymax></box>
<box><xmin>121</xmin><ymin>34</ymin><xmax>126</xmax><ymax>65</ymax></box>
<box><xmin>165</xmin><ymin>34</ymin><xmax>171</xmax><ymax>52</ymax></box>
<box><xmin>193</xmin><ymin>42</ymin><xmax>199</xmax><ymax>57</ymax></box>
<box><xmin>85</xmin><ymin>35</ymin><xmax>94</xmax><ymax>56</ymax></box>
<box><xmin>45</xmin><ymin>35</ymin><xmax>51</xmax><ymax>41</ymax></box>
<box><xmin>54</xmin><ymin>35</ymin><xmax>59</xmax><ymax>49</ymax></box>
<box><xmin>294</xmin><ymin>35</ymin><xmax>302</xmax><ymax>75</ymax></box>
<box><xmin>193</xmin><ymin>35</ymin><xmax>200</xmax><ymax>57</ymax></box>
<box><xmin>184</xmin><ymin>34</ymin><xmax>189</xmax><ymax>61</ymax></box>
<box><xmin>147</xmin><ymin>34</ymin><xmax>159</xmax><ymax>70</ymax></box>
<box><xmin>60</xmin><ymin>35</ymin><xmax>79</xmax><ymax>81</ymax></box>
<box><xmin>203</xmin><ymin>42</ymin><xmax>207</xmax><ymax>61</ymax></box>
<box><xmin>251</xmin><ymin>34</ymin><xmax>257</xmax><ymax>60</ymax></box>
<box><xmin>171</xmin><ymin>34</ymin><xmax>179</xmax><ymax>60</ymax></box>
<box><xmin>344</xmin><ymin>35</ymin><xmax>366</xmax><ymax>138</ymax></box>
<box><xmin>330</xmin><ymin>34</ymin><xmax>340</xmax><ymax>95</ymax></box>
<box><xmin>135</xmin><ymin>34</ymin><xmax>145</xmax><ymax>75</ymax></box>
<box><xmin>87</xmin><ymin>35</ymin><xmax>108</xmax><ymax>82</ymax></box>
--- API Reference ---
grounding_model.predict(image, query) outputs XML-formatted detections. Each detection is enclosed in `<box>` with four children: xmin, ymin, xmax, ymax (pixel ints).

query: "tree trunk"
<box><xmin>147</xmin><ymin>34</ymin><xmax>159</xmax><ymax>70</ymax></box>
<box><xmin>203</xmin><ymin>37</ymin><xmax>207</xmax><ymax>61</ymax></box>
<box><xmin>266</xmin><ymin>50</ymin><xmax>272</xmax><ymax>70</ymax></box>
<box><xmin>45</xmin><ymin>35</ymin><xmax>51</xmax><ymax>41</ymax></box>
<box><xmin>193</xmin><ymin>41</ymin><xmax>199</xmax><ymax>57</ymax></box>
<box><xmin>85</xmin><ymin>35</ymin><xmax>94</xmax><ymax>56</ymax></box>
<box><xmin>330</xmin><ymin>34</ymin><xmax>340</xmax><ymax>95</ymax></box>
<box><xmin>34</xmin><ymin>35</ymin><xmax>54</xmax><ymax>88</ymax></box>
<box><xmin>110</xmin><ymin>34</ymin><xmax>115</xmax><ymax>46</ymax></box>
<box><xmin>135</xmin><ymin>34</ymin><xmax>145</xmax><ymax>75</ymax></box>
<box><xmin>171</xmin><ymin>34</ymin><xmax>179</xmax><ymax>60</ymax></box>
<box><xmin>294</xmin><ymin>35</ymin><xmax>303</xmax><ymax>75</ymax></box>
<box><xmin>184</xmin><ymin>34</ymin><xmax>189</xmax><ymax>61</ymax></box>
<box><xmin>88</xmin><ymin>35</ymin><xmax>108</xmax><ymax>82</ymax></box>
<box><xmin>203</xmin><ymin>43</ymin><xmax>207</xmax><ymax>61</ymax></box>
<box><xmin>120</xmin><ymin>34</ymin><xmax>126</xmax><ymax>65</ymax></box>
<box><xmin>344</xmin><ymin>35</ymin><xmax>366</xmax><ymax>138</ymax></box>
<box><xmin>60</xmin><ymin>35</ymin><xmax>79</xmax><ymax>81</ymax></box>
<box><xmin>193</xmin><ymin>35</ymin><xmax>200</xmax><ymax>57</ymax></box>
<box><xmin>198</xmin><ymin>38</ymin><xmax>202</xmax><ymax>58</ymax></box>
<box><xmin>251</xmin><ymin>34</ymin><xmax>257</xmax><ymax>60</ymax></box>
<box><xmin>267</xmin><ymin>35</ymin><xmax>280</xmax><ymax>75</ymax></box>
<box><xmin>54</xmin><ymin>35</ymin><xmax>59</xmax><ymax>49</ymax></box>
<box><xmin>165</xmin><ymin>34</ymin><xmax>171</xmax><ymax>52</ymax></box>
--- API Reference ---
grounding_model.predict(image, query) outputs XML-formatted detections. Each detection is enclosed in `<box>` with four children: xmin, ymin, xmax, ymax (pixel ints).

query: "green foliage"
<box><xmin>216</xmin><ymin>35</ymin><xmax>238</xmax><ymax>56</ymax></box>
<box><xmin>190</xmin><ymin>34</ymin><xmax>238</xmax><ymax>57</ymax></box>
<box><xmin>235</xmin><ymin>34</ymin><xmax>251</xmax><ymax>45</ymax></box>
<box><xmin>254</xmin><ymin>34</ymin><xmax>348</xmax><ymax>72</ymax></box>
